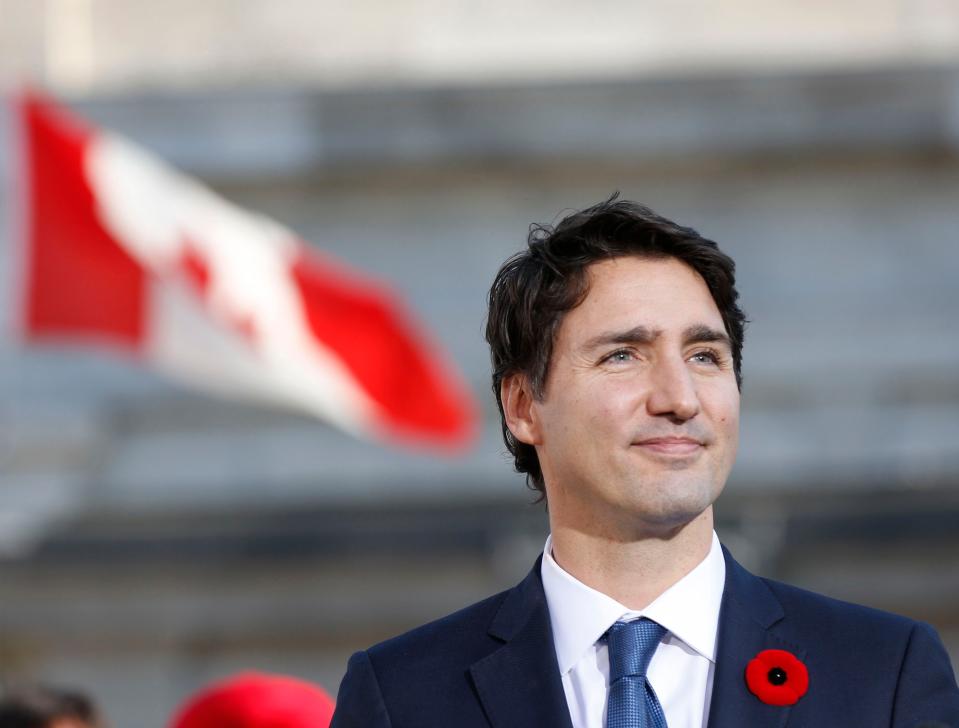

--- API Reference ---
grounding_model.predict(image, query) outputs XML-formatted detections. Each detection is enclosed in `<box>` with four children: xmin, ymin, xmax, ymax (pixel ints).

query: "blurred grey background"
<box><xmin>1</xmin><ymin>1</ymin><xmax>959</xmax><ymax>726</ymax></box>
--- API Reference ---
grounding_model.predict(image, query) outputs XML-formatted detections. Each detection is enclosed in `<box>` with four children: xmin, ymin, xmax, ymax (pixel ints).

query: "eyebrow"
<box><xmin>582</xmin><ymin>324</ymin><xmax>731</xmax><ymax>352</ymax></box>
<box><xmin>683</xmin><ymin>324</ymin><xmax>732</xmax><ymax>350</ymax></box>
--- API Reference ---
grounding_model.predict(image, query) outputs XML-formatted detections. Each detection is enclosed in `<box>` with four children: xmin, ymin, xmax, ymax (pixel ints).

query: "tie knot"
<box><xmin>607</xmin><ymin>618</ymin><xmax>667</xmax><ymax>683</ymax></box>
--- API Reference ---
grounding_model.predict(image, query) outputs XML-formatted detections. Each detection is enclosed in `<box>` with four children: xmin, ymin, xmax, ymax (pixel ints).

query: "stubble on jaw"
<box><xmin>545</xmin><ymin>465</ymin><xmax>720</xmax><ymax>545</ymax></box>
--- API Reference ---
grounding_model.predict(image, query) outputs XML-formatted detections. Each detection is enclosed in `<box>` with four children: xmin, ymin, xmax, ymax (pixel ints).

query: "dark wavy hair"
<box><xmin>0</xmin><ymin>683</ymin><xmax>103</xmax><ymax>728</ymax></box>
<box><xmin>485</xmin><ymin>195</ymin><xmax>747</xmax><ymax>500</ymax></box>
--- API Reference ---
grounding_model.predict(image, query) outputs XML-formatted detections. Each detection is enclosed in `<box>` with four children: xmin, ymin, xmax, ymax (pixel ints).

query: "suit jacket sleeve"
<box><xmin>330</xmin><ymin>650</ymin><xmax>393</xmax><ymax>728</ymax></box>
<box><xmin>892</xmin><ymin>621</ymin><xmax>959</xmax><ymax>727</ymax></box>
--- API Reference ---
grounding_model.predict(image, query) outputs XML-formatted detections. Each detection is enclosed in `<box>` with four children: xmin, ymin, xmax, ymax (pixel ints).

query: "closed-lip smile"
<box><xmin>634</xmin><ymin>436</ymin><xmax>703</xmax><ymax>455</ymax></box>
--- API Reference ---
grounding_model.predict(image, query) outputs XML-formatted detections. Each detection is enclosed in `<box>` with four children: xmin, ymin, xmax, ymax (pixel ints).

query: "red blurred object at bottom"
<box><xmin>169</xmin><ymin>672</ymin><xmax>335</xmax><ymax>728</ymax></box>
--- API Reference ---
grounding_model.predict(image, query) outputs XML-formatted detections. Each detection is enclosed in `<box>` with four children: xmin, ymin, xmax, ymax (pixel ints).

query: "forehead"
<box><xmin>565</xmin><ymin>255</ymin><xmax>724</xmax><ymax>336</ymax></box>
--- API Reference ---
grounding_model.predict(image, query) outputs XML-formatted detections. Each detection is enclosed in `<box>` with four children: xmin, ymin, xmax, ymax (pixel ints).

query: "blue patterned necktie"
<box><xmin>606</xmin><ymin>618</ymin><xmax>669</xmax><ymax>728</ymax></box>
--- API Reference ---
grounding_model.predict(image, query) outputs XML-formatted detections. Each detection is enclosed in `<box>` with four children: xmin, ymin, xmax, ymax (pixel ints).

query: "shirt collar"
<box><xmin>541</xmin><ymin>530</ymin><xmax>726</xmax><ymax>675</ymax></box>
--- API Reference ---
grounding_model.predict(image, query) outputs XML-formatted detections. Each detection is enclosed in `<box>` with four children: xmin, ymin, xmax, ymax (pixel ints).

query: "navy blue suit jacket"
<box><xmin>331</xmin><ymin>546</ymin><xmax>959</xmax><ymax>727</ymax></box>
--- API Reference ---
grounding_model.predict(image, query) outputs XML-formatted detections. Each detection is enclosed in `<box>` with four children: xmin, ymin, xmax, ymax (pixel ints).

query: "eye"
<box><xmin>601</xmin><ymin>348</ymin><xmax>635</xmax><ymax>364</ymax></box>
<box><xmin>689</xmin><ymin>348</ymin><xmax>722</xmax><ymax>365</ymax></box>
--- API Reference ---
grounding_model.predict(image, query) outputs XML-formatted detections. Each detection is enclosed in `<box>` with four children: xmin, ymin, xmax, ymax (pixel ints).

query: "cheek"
<box><xmin>586</xmin><ymin>381</ymin><xmax>639</xmax><ymax>426</ymax></box>
<box><xmin>717</xmin><ymin>400</ymin><xmax>741</xmax><ymax>454</ymax></box>
<box><xmin>705</xmin><ymin>387</ymin><xmax>741</xmax><ymax>434</ymax></box>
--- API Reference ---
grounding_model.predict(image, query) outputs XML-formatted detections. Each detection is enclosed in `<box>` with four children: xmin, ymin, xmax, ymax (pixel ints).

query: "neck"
<box><xmin>548</xmin><ymin>509</ymin><xmax>714</xmax><ymax>610</ymax></box>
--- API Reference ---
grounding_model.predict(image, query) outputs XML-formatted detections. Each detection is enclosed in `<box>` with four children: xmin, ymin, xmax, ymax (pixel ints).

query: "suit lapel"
<box><xmin>469</xmin><ymin>558</ymin><xmax>574</xmax><ymax>728</ymax></box>
<box><xmin>468</xmin><ymin>548</ymin><xmax>808</xmax><ymax>728</ymax></box>
<box><xmin>707</xmin><ymin>547</ymin><xmax>806</xmax><ymax>728</ymax></box>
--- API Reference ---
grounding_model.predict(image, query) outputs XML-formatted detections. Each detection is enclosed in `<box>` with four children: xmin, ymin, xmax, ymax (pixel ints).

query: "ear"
<box><xmin>501</xmin><ymin>373</ymin><xmax>542</xmax><ymax>446</ymax></box>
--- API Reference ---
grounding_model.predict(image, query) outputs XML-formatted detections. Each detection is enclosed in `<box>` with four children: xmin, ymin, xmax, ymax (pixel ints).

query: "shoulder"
<box><xmin>363</xmin><ymin>586</ymin><xmax>513</xmax><ymax>674</ymax></box>
<box><xmin>361</xmin><ymin>555</ymin><xmax>548</xmax><ymax>674</ymax></box>
<box><xmin>722</xmin><ymin>546</ymin><xmax>939</xmax><ymax>671</ymax></box>
<box><xmin>331</xmin><ymin>585</ymin><xmax>522</xmax><ymax>727</ymax></box>
<box><xmin>756</xmin><ymin>574</ymin><xmax>945</xmax><ymax>671</ymax></box>
<box><xmin>761</xmin><ymin>575</ymin><xmax>917</xmax><ymax>636</ymax></box>
<box><xmin>723</xmin><ymin>546</ymin><xmax>920</xmax><ymax>649</ymax></box>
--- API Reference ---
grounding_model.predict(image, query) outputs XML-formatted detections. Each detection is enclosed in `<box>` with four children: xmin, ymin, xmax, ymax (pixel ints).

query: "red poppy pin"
<box><xmin>745</xmin><ymin>649</ymin><xmax>809</xmax><ymax>706</ymax></box>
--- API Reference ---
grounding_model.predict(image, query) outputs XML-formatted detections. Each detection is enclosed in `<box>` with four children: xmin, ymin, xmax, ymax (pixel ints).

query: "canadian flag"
<box><xmin>16</xmin><ymin>92</ymin><xmax>477</xmax><ymax>450</ymax></box>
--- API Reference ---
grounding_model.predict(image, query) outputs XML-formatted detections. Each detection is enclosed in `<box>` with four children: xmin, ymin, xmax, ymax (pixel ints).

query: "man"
<box><xmin>331</xmin><ymin>197</ymin><xmax>959</xmax><ymax>727</ymax></box>
<box><xmin>0</xmin><ymin>684</ymin><xmax>104</xmax><ymax>728</ymax></box>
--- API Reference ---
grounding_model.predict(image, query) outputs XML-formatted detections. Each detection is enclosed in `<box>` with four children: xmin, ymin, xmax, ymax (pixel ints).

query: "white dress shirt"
<box><xmin>541</xmin><ymin>531</ymin><xmax>726</xmax><ymax>728</ymax></box>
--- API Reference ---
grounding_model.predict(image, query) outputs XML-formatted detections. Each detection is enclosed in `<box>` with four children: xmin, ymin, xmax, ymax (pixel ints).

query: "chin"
<box><xmin>633</xmin><ymin>490</ymin><xmax>716</xmax><ymax>531</ymax></box>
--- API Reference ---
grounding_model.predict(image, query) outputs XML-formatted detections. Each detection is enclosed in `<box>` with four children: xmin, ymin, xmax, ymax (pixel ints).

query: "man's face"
<box><xmin>523</xmin><ymin>255</ymin><xmax>740</xmax><ymax>538</ymax></box>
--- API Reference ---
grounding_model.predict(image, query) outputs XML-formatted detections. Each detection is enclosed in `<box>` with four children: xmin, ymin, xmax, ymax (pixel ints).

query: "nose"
<box><xmin>646</xmin><ymin>355</ymin><xmax>701</xmax><ymax>422</ymax></box>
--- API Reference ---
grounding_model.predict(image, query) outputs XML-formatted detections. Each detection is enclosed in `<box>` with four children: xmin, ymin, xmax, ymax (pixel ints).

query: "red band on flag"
<box><xmin>21</xmin><ymin>91</ymin><xmax>146</xmax><ymax>348</ymax></box>
<box><xmin>290</xmin><ymin>250</ymin><xmax>476</xmax><ymax>448</ymax></box>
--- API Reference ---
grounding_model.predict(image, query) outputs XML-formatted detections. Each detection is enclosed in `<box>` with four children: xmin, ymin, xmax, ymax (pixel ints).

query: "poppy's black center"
<box><xmin>767</xmin><ymin>667</ymin><xmax>788</xmax><ymax>686</ymax></box>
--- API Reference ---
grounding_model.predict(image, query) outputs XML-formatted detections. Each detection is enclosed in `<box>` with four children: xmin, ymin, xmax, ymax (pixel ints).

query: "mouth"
<box><xmin>633</xmin><ymin>437</ymin><xmax>704</xmax><ymax>456</ymax></box>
